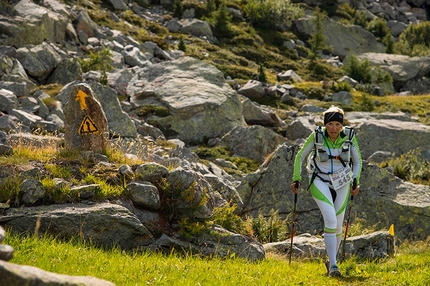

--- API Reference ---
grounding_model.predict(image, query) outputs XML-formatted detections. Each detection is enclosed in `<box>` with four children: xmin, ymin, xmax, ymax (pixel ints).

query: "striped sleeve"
<box><xmin>350</xmin><ymin>135</ymin><xmax>362</xmax><ymax>185</ymax></box>
<box><xmin>292</xmin><ymin>132</ymin><xmax>315</xmax><ymax>182</ymax></box>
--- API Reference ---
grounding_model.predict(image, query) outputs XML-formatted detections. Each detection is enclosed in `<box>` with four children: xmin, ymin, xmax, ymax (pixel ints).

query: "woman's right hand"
<box><xmin>290</xmin><ymin>181</ymin><xmax>300</xmax><ymax>194</ymax></box>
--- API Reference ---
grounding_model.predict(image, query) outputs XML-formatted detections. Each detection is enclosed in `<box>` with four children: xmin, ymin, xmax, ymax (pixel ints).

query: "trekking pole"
<box><xmin>340</xmin><ymin>180</ymin><xmax>357</xmax><ymax>262</ymax></box>
<box><xmin>289</xmin><ymin>183</ymin><xmax>298</xmax><ymax>265</ymax></box>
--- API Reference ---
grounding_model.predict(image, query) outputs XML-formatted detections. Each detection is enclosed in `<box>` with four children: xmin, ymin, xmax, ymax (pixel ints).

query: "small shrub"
<box><xmin>342</xmin><ymin>54</ymin><xmax>372</xmax><ymax>84</ymax></box>
<box><xmin>331</xmin><ymin>81</ymin><xmax>351</xmax><ymax>92</ymax></box>
<box><xmin>244</xmin><ymin>0</ymin><xmax>303</xmax><ymax>31</ymax></box>
<box><xmin>178</xmin><ymin>36</ymin><xmax>186</xmax><ymax>52</ymax></box>
<box><xmin>358</xmin><ymin>93</ymin><xmax>375</xmax><ymax>111</ymax></box>
<box><xmin>173</xmin><ymin>0</ymin><xmax>183</xmax><ymax>19</ymax></box>
<box><xmin>193</xmin><ymin>146</ymin><xmax>231</xmax><ymax>159</ymax></box>
<box><xmin>388</xmin><ymin>148</ymin><xmax>430</xmax><ymax>184</ymax></box>
<box><xmin>0</xmin><ymin>177</ymin><xmax>21</xmax><ymax>206</ymax></box>
<box><xmin>211</xmin><ymin>204</ymin><xmax>248</xmax><ymax>234</ymax></box>
<box><xmin>178</xmin><ymin>218</ymin><xmax>208</xmax><ymax>239</ymax></box>
<box><xmin>383</xmin><ymin>33</ymin><xmax>395</xmax><ymax>54</ymax></box>
<box><xmin>78</xmin><ymin>47</ymin><xmax>113</xmax><ymax>73</ymax></box>
<box><xmin>212</xmin><ymin>1</ymin><xmax>233</xmax><ymax>36</ymax></box>
<box><xmin>308</xmin><ymin>8</ymin><xmax>332</xmax><ymax>58</ymax></box>
<box><xmin>258</xmin><ymin>63</ymin><xmax>268</xmax><ymax>83</ymax></box>
<box><xmin>206</xmin><ymin>0</ymin><xmax>216</xmax><ymax>17</ymax></box>
<box><xmin>367</xmin><ymin>18</ymin><xmax>390</xmax><ymax>40</ymax></box>
<box><xmin>353</xmin><ymin>10</ymin><xmax>368</xmax><ymax>28</ymax></box>
<box><xmin>395</xmin><ymin>22</ymin><xmax>430</xmax><ymax>56</ymax></box>
<box><xmin>252</xmin><ymin>209</ymin><xmax>287</xmax><ymax>243</ymax></box>
<box><xmin>307</xmin><ymin>60</ymin><xmax>340</xmax><ymax>81</ymax></box>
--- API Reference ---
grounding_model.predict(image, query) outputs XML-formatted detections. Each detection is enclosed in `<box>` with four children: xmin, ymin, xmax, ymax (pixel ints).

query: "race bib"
<box><xmin>329</xmin><ymin>165</ymin><xmax>353</xmax><ymax>190</ymax></box>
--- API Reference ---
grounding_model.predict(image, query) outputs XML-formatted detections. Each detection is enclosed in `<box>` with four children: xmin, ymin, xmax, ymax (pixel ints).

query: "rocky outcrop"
<box><xmin>357</xmin><ymin>53</ymin><xmax>430</xmax><ymax>91</ymax></box>
<box><xmin>293</xmin><ymin>16</ymin><xmax>385</xmax><ymax>60</ymax></box>
<box><xmin>355</xmin><ymin>118</ymin><xmax>430</xmax><ymax>160</ymax></box>
<box><xmin>126</xmin><ymin>56</ymin><xmax>247</xmax><ymax>144</ymax></box>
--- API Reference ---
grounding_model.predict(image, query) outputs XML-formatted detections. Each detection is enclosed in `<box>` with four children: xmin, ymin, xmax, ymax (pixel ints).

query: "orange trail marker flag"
<box><xmin>388</xmin><ymin>224</ymin><xmax>395</xmax><ymax>236</ymax></box>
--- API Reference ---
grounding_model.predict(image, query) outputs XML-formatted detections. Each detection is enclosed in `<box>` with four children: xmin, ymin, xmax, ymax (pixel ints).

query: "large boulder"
<box><xmin>293</xmin><ymin>16</ymin><xmax>385</xmax><ymax>60</ymax></box>
<box><xmin>126</xmin><ymin>56</ymin><xmax>246</xmax><ymax>144</ymax></box>
<box><xmin>0</xmin><ymin>260</ymin><xmax>115</xmax><ymax>286</ymax></box>
<box><xmin>0</xmin><ymin>203</ymin><xmax>154</xmax><ymax>250</ymax></box>
<box><xmin>356</xmin><ymin>118</ymin><xmax>430</xmax><ymax>160</ymax></box>
<box><xmin>217</xmin><ymin>125</ymin><xmax>287</xmax><ymax>164</ymax></box>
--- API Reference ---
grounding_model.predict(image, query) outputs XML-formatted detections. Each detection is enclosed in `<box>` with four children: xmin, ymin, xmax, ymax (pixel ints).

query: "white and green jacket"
<box><xmin>292</xmin><ymin>126</ymin><xmax>363</xmax><ymax>186</ymax></box>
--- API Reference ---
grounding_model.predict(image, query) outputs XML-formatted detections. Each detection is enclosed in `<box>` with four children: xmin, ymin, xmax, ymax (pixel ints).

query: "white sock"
<box><xmin>324</xmin><ymin>232</ymin><xmax>337</xmax><ymax>267</ymax></box>
<box><xmin>336</xmin><ymin>233</ymin><xmax>342</xmax><ymax>252</ymax></box>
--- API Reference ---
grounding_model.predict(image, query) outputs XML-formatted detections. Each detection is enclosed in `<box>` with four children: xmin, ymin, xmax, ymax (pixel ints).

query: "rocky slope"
<box><xmin>0</xmin><ymin>0</ymin><xmax>430</xmax><ymax>284</ymax></box>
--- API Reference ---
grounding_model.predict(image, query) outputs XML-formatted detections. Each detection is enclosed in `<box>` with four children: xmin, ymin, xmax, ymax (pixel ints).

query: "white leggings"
<box><xmin>310</xmin><ymin>179</ymin><xmax>350</xmax><ymax>234</ymax></box>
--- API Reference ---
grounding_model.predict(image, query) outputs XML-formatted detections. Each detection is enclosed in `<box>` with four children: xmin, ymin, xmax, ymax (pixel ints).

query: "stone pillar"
<box><xmin>63</xmin><ymin>83</ymin><xmax>108</xmax><ymax>153</ymax></box>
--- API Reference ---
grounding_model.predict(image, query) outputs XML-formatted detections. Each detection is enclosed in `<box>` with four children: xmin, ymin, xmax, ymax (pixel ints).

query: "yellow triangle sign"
<box><xmin>78</xmin><ymin>115</ymin><xmax>99</xmax><ymax>134</ymax></box>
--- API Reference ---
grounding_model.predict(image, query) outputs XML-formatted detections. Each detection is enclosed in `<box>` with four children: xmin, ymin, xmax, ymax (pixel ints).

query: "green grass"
<box><xmin>4</xmin><ymin>232</ymin><xmax>430</xmax><ymax>285</ymax></box>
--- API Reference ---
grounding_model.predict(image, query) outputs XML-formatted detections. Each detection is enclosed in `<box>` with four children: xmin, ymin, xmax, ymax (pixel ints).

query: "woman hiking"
<box><xmin>290</xmin><ymin>105</ymin><xmax>362</xmax><ymax>277</ymax></box>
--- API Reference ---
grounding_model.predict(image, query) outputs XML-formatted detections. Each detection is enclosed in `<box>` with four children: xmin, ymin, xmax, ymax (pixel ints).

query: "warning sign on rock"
<box><xmin>63</xmin><ymin>83</ymin><xmax>108</xmax><ymax>152</ymax></box>
<box><xmin>79</xmin><ymin>116</ymin><xmax>99</xmax><ymax>134</ymax></box>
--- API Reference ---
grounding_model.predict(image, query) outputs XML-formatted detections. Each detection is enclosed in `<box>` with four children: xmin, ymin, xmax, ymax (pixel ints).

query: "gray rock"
<box><xmin>218</xmin><ymin>125</ymin><xmax>287</xmax><ymax>163</ymax></box>
<box><xmin>127</xmin><ymin>182</ymin><xmax>161</xmax><ymax>210</ymax></box>
<box><xmin>63</xmin><ymin>83</ymin><xmax>109</xmax><ymax>152</ymax></box>
<box><xmin>126</xmin><ymin>56</ymin><xmax>246</xmax><ymax>144</ymax></box>
<box><xmin>0</xmin><ymin>260</ymin><xmax>115</xmax><ymax>286</ymax></box>
<box><xmin>0</xmin><ymin>89</ymin><xmax>18</xmax><ymax>113</ymax></box>
<box><xmin>0</xmin><ymin>244</ymin><xmax>14</xmax><ymax>262</ymax></box>
<box><xmin>20</xmin><ymin>179</ymin><xmax>45</xmax><ymax>205</ymax></box>
<box><xmin>264</xmin><ymin>231</ymin><xmax>394</xmax><ymax>261</ymax></box>
<box><xmin>0</xmin><ymin>203</ymin><xmax>154</xmax><ymax>250</ymax></box>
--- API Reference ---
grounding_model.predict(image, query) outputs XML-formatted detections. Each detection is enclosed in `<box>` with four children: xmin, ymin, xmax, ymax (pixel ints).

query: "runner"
<box><xmin>290</xmin><ymin>105</ymin><xmax>362</xmax><ymax>277</ymax></box>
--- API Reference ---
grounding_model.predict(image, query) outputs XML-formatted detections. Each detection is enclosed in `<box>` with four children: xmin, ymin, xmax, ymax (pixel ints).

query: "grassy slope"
<box><xmin>5</xmin><ymin>232</ymin><xmax>430</xmax><ymax>285</ymax></box>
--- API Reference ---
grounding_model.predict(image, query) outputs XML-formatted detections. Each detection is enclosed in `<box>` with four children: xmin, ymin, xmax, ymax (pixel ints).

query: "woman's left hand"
<box><xmin>350</xmin><ymin>185</ymin><xmax>359</xmax><ymax>196</ymax></box>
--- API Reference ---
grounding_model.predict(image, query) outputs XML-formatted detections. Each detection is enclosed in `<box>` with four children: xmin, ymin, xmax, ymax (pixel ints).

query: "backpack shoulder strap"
<box><xmin>314</xmin><ymin>126</ymin><xmax>324</xmax><ymax>146</ymax></box>
<box><xmin>343</xmin><ymin>126</ymin><xmax>355</xmax><ymax>142</ymax></box>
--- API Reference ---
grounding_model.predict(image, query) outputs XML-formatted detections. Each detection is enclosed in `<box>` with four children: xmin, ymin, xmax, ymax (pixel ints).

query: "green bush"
<box><xmin>342</xmin><ymin>54</ymin><xmax>372</xmax><ymax>84</ymax></box>
<box><xmin>212</xmin><ymin>1</ymin><xmax>232</xmax><ymax>35</ymax></box>
<box><xmin>252</xmin><ymin>209</ymin><xmax>287</xmax><ymax>243</ymax></box>
<box><xmin>331</xmin><ymin>81</ymin><xmax>351</xmax><ymax>92</ymax></box>
<box><xmin>395</xmin><ymin>22</ymin><xmax>430</xmax><ymax>56</ymax></box>
<box><xmin>388</xmin><ymin>148</ymin><xmax>430</xmax><ymax>184</ymax></box>
<box><xmin>78</xmin><ymin>47</ymin><xmax>113</xmax><ymax>73</ymax></box>
<box><xmin>353</xmin><ymin>10</ymin><xmax>368</xmax><ymax>28</ymax></box>
<box><xmin>307</xmin><ymin>60</ymin><xmax>341</xmax><ymax>81</ymax></box>
<box><xmin>357</xmin><ymin>93</ymin><xmax>375</xmax><ymax>112</ymax></box>
<box><xmin>258</xmin><ymin>63</ymin><xmax>268</xmax><ymax>83</ymax></box>
<box><xmin>367</xmin><ymin>18</ymin><xmax>390</xmax><ymax>40</ymax></box>
<box><xmin>173</xmin><ymin>0</ymin><xmax>183</xmax><ymax>18</ymax></box>
<box><xmin>178</xmin><ymin>36</ymin><xmax>187</xmax><ymax>52</ymax></box>
<box><xmin>308</xmin><ymin>8</ymin><xmax>332</xmax><ymax>58</ymax></box>
<box><xmin>244</xmin><ymin>0</ymin><xmax>303</xmax><ymax>31</ymax></box>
